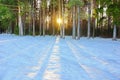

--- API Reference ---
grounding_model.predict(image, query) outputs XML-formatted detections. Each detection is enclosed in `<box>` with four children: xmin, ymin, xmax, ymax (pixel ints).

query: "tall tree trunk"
<box><xmin>32</xmin><ymin>11</ymin><xmax>35</xmax><ymax>36</ymax></box>
<box><xmin>18</xmin><ymin>5</ymin><xmax>23</xmax><ymax>36</ymax></box>
<box><xmin>23</xmin><ymin>14</ymin><xmax>26</xmax><ymax>35</ymax></box>
<box><xmin>7</xmin><ymin>22</ymin><xmax>12</xmax><ymax>34</ymax></box>
<box><xmin>72</xmin><ymin>6</ymin><xmax>76</xmax><ymax>39</ymax></box>
<box><xmin>113</xmin><ymin>24</ymin><xmax>117</xmax><ymax>40</ymax></box>
<box><xmin>87</xmin><ymin>2</ymin><xmax>91</xmax><ymax>38</ymax></box>
<box><xmin>62</xmin><ymin>0</ymin><xmax>65</xmax><ymax>38</ymax></box>
<box><xmin>58</xmin><ymin>0</ymin><xmax>62</xmax><ymax>37</ymax></box>
<box><xmin>32</xmin><ymin>1</ymin><xmax>35</xmax><ymax>36</ymax></box>
<box><xmin>43</xmin><ymin>8</ymin><xmax>45</xmax><ymax>36</ymax></box>
<box><xmin>29</xmin><ymin>6</ymin><xmax>32</xmax><ymax>35</ymax></box>
<box><xmin>39</xmin><ymin>9</ymin><xmax>42</xmax><ymax>36</ymax></box>
<box><xmin>112</xmin><ymin>0</ymin><xmax>118</xmax><ymax>40</ymax></box>
<box><xmin>92</xmin><ymin>18</ymin><xmax>96</xmax><ymax>38</ymax></box>
<box><xmin>92</xmin><ymin>0</ymin><xmax>96</xmax><ymax>38</ymax></box>
<box><xmin>77</xmin><ymin>6</ymin><xmax>80</xmax><ymax>39</ymax></box>
<box><xmin>52</xmin><ymin>5</ymin><xmax>55</xmax><ymax>35</ymax></box>
<box><xmin>108</xmin><ymin>16</ymin><xmax>111</xmax><ymax>37</ymax></box>
<box><xmin>46</xmin><ymin>9</ymin><xmax>49</xmax><ymax>34</ymax></box>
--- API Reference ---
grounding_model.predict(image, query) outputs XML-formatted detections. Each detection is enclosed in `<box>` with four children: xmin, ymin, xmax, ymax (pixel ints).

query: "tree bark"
<box><xmin>43</xmin><ymin>8</ymin><xmax>45</xmax><ymax>36</ymax></box>
<box><xmin>39</xmin><ymin>9</ymin><xmax>42</xmax><ymax>36</ymax></box>
<box><xmin>87</xmin><ymin>2</ymin><xmax>91</xmax><ymax>38</ymax></box>
<box><xmin>77</xmin><ymin>6</ymin><xmax>80</xmax><ymax>39</ymax></box>
<box><xmin>32</xmin><ymin>0</ymin><xmax>35</xmax><ymax>36</ymax></box>
<box><xmin>32</xmin><ymin>10</ymin><xmax>35</xmax><ymax>36</ymax></box>
<box><xmin>92</xmin><ymin>18</ymin><xmax>96</xmax><ymax>38</ymax></box>
<box><xmin>18</xmin><ymin>5</ymin><xmax>23</xmax><ymax>36</ymax></box>
<box><xmin>112</xmin><ymin>0</ymin><xmax>117</xmax><ymax>40</ymax></box>
<box><xmin>113</xmin><ymin>24</ymin><xmax>117</xmax><ymax>40</ymax></box>
<box><xmin>52</xmin><ymin>5</ymin><xmax>55</xmax><ymax>36</ymax></box>
<box><xmin>62</xmin><ymin>0</ymin><xmax>65</xmax><ymax>38</ymax></box>
<box><xmin>72</xmin><ymin>6</ymin><xmax>76</xmax><ymax>39</ymax></box>
<box><xmin>28</xmin><ymin>2</ymin><xmax>31</xmax><ymax>35</ymax></box>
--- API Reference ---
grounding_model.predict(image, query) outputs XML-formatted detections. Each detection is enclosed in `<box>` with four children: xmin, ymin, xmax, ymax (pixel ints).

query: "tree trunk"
<box><xmin>18</xmin><ymin>6</ymin><xmax>23</xmax><ymax>36</ymax></box>
<box><xmin>32</xmin><ymin>1</ymin><xmax>35</xmax><ymax>36</ymax></box>
<box><xmin>77</xmin><ymin>6</ymin><xmax>80</xmax><ymax>39</ymax></box>
<box><xmin>87</xmin><ymin>2</ymin><xmax>91</xmax><ymax>38</ymax></box>
<box><xmin>113</xmin><ymin>24</ymin><xmax>117</xmax><ymax>40</ymax></box>
<box><xmin>108</xmin><ymin>16</ymin><xmax>111</xmax><ymax>37</ymax></box>
<box><xmin>52</xmin><ymin>6</ymin><xmax>55</xmax><ymax>36</ymax></box>
<box><xmin>32</xmin><ymin>10</ymin><xmax>35</xmax><ymax>36</ymax></box>
<box><xmin>112</xmin><ymin>0</ymin><xmax>117</xmax><ymax>40</ymax></box>
<box><xmin>92</xmin><ymin>18</ymin><xmax>96</xmax><ymax>38</ymax></box>
<box><xmin>62</xmin><ymin>0</ymin><xmax>65</xmax><ymax>38</ymax></box>
<box><xmin>39</xmin><ymin>9</ymin><xmax>41</xmax><ymax>36</ymax></box>
<box><xmin>59</xmin><ymin>0</ymin><xmax>62</xmax><ymax>38</ymax></box>
<box><xmin>43</xmin><ymin>9</ymin><xmax>45</xmax><ymax>36</ymax></box>
<box><xmin>29</xmin><ymin>7</ymin><xmax>32</xmax><ymax>35</ymax></box>
<box><xmin>72</xmin><ymin>6</ymin><xmax>76</xmax><ymax>39</ymax></box>
<box><xmin>7</xmin><ymin>22</ymin><xmax>12</xmax><ymax>34</ymax></box>
<box><xmin>23</xmin><ymin>14</ymin><xmax>26</xmax><ymax>35</ymax></box>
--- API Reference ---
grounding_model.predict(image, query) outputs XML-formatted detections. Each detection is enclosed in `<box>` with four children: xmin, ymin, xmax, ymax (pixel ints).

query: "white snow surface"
<box><xmin>0</xmin><ymin>34</ymin><xmax>120</xmax><ymax>80</ymax></box>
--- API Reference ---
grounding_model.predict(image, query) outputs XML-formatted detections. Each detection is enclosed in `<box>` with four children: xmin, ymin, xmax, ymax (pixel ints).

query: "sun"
<box><xmin>57</xmin><ymin>18</ymin><xmax>62</xmax><ymax>24</ymax></box>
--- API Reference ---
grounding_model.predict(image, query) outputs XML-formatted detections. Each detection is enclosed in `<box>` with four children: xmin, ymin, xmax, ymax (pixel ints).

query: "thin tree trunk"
<box><xmin>92</xmin><ymin>18</ymin><xmax>96</xmax><ymax>38</ymax></box>
<box><xmin>43</xmin><ymin>9</ymin><xmax>45</xmax><ymax>36</ymax></box>
<box><xmin>113</xmin><ymin>24</ymin><xmax>117</xmax><ymax>40</ymax></box>
<box><xmin>59</xmin><ymin>0</ymin><xmax>62</xmax><ymax>38</ymax></box>
<box><xmin>7</xmin><ymin>22</ymin><xmax>12</xmax><ymax>34</ymax></box>
<box><xmin>32</xmin><ymin>11</ymin><xmax>35</xmax><ymax>36</ymax></box>
<box><xmin>60</xmin><ymin>24</ymin><xmax>62</xmax><ymax>38</ymax></box>
<box><xmin>29</xmin><ymin>7</ymin><xmax>31</xmax><ymax>35</ymax></box>
<box><xmin>23</xmin><ymin>14</ymin><xmax>26</xmax><ymax>35</ymax></box>
<box><xmin>62</xmin><ymin>0</ymin><xmax>65</xmax><ymax>38</ymax></box>
<box><xmin>32</xmin><ymin>1</ymin><xmax>35</xmax><ymax>36</ymax></box>
<box><xmin>39</xmin><ymin>9</ymin><xmax>41</xmax><ymax>36</ymax></box>
<box><xmin>63</xmin><ymin>24</ymin><xmax>65</xmax><ymax>38</ymax></box>
<box><xmin>87</xmin><ymin>2</ymin><xmax>91</xmax><ymax>38</ymax></box>
<box><xmin>18</xmin><ymin>5</ymin><xmax>23</xmax><ymax>36</ymax></box>
<box><xmin>52</xmin><ymin>6</ymin><xmax>55</xmax><ymax>35</ymax></box>
<box><xmin>72</xmin><ymin>6</ymin><xmax>76</xmax><ymax>39</ymax></box>
<box><xmin>77</xmin><ymin>6</ymin><xmax>80</xmax><ymax>39</ymax></box>
<box><xmin>112</xmin><ymin>0</ymin><xmax>117</xmax><ymax>40</ymax></box>
<box><xmin>108</xmin><ymin>16</ymin><xmax>111</xmax><ymax>37</ymax></box>
<box><xmin>92</xmin><ymin>0</ymin><xmax>96</xmax><ymax>38</ymax></box>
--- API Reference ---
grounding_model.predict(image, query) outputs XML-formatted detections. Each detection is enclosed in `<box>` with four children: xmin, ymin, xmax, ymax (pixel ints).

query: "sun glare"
<box><xmin>57</xmin><ymin>18</ymin><xmax>62</xmax><ymax>24</ymax></box>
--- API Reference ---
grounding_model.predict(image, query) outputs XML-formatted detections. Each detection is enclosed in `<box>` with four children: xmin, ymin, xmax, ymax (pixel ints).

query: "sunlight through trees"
<box><xmin>0</xmin><ymin>0</ymin><xmax>120</xmax><ymax>40</ymax></box>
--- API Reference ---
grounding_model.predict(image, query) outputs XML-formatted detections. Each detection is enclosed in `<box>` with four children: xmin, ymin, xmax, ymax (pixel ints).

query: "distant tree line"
<box><xmin>0</xmin><ymin>0</ymin><xmax>120</xmax><ymax>40</ymax></box>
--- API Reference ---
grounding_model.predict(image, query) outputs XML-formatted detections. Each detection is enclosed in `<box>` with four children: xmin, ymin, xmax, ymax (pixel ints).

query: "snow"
<box><xmin>0</xmin><ymin>34</ymin><xmax>120</xmax><ymax>80</ymax></box>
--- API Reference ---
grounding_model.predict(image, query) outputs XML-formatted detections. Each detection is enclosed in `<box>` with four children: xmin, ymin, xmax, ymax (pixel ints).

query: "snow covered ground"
<box><xmin>0</xmin><ymin>34</ymin><xmax>120</xmax><ymax>80</ymax></box>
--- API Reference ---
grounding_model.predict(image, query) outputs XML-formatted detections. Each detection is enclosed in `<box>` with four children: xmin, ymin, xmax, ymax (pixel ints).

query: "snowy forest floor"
<box><xmin>0</xmin><ymin>34</ymin><xmax>120</xmax><ymax>80</ymax></box>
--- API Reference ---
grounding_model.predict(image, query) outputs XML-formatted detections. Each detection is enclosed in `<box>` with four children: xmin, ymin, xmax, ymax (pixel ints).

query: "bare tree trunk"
<box><xmin>92</xmin><ymin>18</ymin><xmax>96</xmax><ymax>38</ymax></box>
<box><xmin>39</xmin><ymin>9</ymin><xmax>42</xmax><ymax>36</ymax></box>
<box><xmin>87</xmin><ymin>2</ymin><xmax>91</xmax><ymax>38</ymax></box>
<box><xmin>92</xmin><ymin>0</ymin><xmax>96</xmax><ymax>38</ymax></box>
<box><xmin>72</xmin><ymin>6</ymin><xmax>76</xmax><ymax>39</ymax></box>
<box><xmin>112</xmin><ymin>0</ymin><xmax>117</xmax><ymax>40</ymax></box>
<box><xmin>62</xmin><ymin>0</ymin><xmax>65</xmax><ymax>38</ymax></box>
<box><xmin>52</xmin><ymin>6</ymin><xmax>55</xmax><ymax>36</ymax></box>
<box><xmin>32</xmin><ymin>0</ymin><xmax>35</xmax><ymax>36</ymax></box>
<box><xmin>43</xmin><ymin>9</ymin><xmax>45</xmax><ymax>36</ymax></box>
<box><xmin>108</xmin><ymin>16</ymin><xmax>111</xmax><ymax>36</ymax></box>
<box><xmin>18</xmin><ymin>5</ymin><xmax>23</xmax><ymax>36</ymax></box>
<box><xmin>113</xmin><ymin>24</ymin><xmax>117</xmax><ymax>40</ymax></box>
<box><xmin>29</xmin><ymin>7</ymin><xmax>31</xmax><ymax>35</ymax></box>
<box><xmin>58</xmin><ymin>0</ymin><xmax>62</xmax><ymax>38</ymax></box>
<box><xmin>7</xmin><ymin>22</ymin><xmax>12</xmax><ymax>34</ymax></box>
<box><xmin>23</xmin><ymin>14</ymin><xmax>26</xmax><ymax>35</ymax></box>
<box><xmin>77</xmin><ymin>6</ymin><xmax>80</xmax><ymax>39</ymax></box>
<box><xmin>32</xmin><ymin>11</ymin><xmax>35</xmax><ymax>36</ymax></box>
